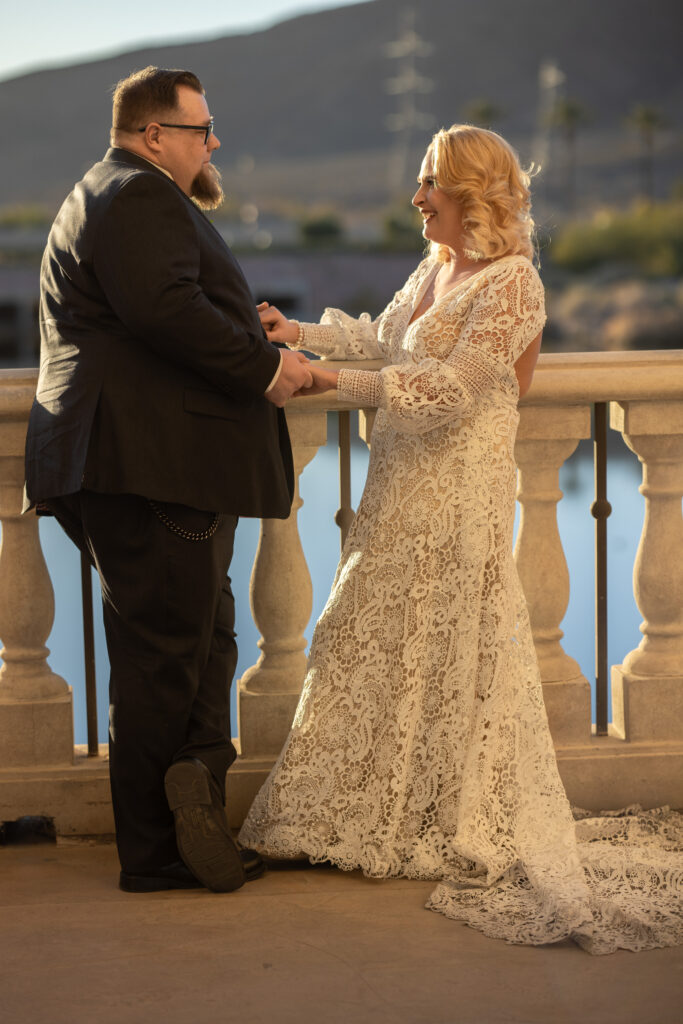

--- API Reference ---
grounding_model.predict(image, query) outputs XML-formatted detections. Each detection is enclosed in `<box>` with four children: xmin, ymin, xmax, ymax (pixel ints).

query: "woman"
<box><xmin>239</xmin><ymin>126</ymin><xmax>682</xmax><ymax>953</ymax></box>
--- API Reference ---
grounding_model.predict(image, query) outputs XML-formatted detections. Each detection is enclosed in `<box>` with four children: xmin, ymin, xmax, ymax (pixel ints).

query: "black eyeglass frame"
<box><xmin>137</xmin><ymin>119</ymin><xmax>215</xmax><ymax>145</ymax></box>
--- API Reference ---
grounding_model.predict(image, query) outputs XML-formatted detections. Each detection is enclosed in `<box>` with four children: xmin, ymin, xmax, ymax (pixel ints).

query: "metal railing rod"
<box><xmin>80</xmin><ymin>552</ymin><xmax>99</xmax><ymax>756</ymax></box>
<box><xmin>591</xmin><ymin>402</ymin><xmax>612</xmax><ymax>736</ymax></box>
<box><xmin>335</xmin><ymin>410</ymin><xmax>354</xmax><ymax>551</ymax></box>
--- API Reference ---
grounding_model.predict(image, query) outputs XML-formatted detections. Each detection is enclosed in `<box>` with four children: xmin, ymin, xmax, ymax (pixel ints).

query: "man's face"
<box><xmin>156</xmin><ymin>85</ymin><xmax>222</xmax><ymax>207</ymax></box>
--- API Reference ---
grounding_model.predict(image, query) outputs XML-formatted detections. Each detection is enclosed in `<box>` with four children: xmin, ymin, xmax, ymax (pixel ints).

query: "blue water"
<box><xmin>36</xmin><ymin>415</ymin><xmax>643</xmax><ymax>745</ymax></box>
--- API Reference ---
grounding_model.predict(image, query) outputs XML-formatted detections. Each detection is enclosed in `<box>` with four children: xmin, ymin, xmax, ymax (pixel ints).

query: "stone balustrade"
<box><xmin>1</xmin><ymin>351</ymin><xmax>682</xmax><ymax>834</ymax></box>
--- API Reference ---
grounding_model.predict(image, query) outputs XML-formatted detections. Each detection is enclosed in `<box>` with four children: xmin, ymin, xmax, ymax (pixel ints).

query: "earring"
<box><xmin>463</xmin><ymin>246</ymin><xmax>484</xmax><ymax>261</ymax></box>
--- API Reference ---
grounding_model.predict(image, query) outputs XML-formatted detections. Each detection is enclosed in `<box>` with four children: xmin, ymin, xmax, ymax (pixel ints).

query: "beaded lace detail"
<box><xmin>240</xmin><ymin>255</ymin><xmax>683</xmax><ymax>955</ymax></box>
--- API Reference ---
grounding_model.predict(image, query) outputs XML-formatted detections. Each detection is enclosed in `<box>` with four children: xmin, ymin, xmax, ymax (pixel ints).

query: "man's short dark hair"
<box><xmin>112</xmin><ymin>66</ymin><xmax>204</xmax><ymax>133</ymax></box>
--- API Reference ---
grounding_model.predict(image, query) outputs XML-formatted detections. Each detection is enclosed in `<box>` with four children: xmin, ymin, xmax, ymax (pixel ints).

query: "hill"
<box><xmin>0</xmin><ymin>0</ymin><xmax>681</xmax><ymax>217</ymax></box>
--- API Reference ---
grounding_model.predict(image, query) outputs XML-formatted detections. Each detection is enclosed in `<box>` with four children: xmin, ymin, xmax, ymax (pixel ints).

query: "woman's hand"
<box><xmin>257</xmin><ymin>302</ymin><xmax>300</xmax><ymax>345</ymax></box>
<box><xmin>293</xmin><ymin>363</ymin><xmax>339</xmax><ymax>397</ymax></box>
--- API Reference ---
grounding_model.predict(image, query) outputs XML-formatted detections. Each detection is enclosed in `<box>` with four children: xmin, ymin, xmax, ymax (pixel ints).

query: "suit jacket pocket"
<box><xmin>183</xmin><ymin>388</ymin><xmax>240</xmax><ymax>420</ymax></box>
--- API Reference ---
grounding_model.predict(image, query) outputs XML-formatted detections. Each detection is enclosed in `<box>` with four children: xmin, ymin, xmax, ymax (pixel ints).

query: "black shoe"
<box><xmin>119</xmin><ymin>860</ymin><xmax>203</xmax><ymax>893</ymax></box>
<box><xmin>164</xmin><ymin>758</ymin><xmax>246</xmax><ymax>893</ymax></box>
<box><xmin>239</xmin><ymin>846</ymin><xmax>266</xmax><ymax>881</ymax></box>
<box><xmin>119</xmin><ymin>852</ymin><xmax>263</xmax><ymax>892</ymax></box>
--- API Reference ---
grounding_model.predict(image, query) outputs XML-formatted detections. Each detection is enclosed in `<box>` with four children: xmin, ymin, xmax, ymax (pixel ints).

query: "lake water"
<box><xmin>36</xmin><ymin>413</ymin><xmax>644</xmax><ymax>745</ymax></box>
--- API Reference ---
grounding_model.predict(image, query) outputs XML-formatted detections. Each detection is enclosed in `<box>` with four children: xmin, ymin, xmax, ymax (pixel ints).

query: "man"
<box><xmin>24</xmin><ymin>66</ymin><xmax>312</xmax><ymax>893</ymax></box>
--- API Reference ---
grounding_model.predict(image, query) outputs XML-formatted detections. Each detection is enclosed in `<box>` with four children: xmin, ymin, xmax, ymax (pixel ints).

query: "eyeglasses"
<box><xmin>138</xmin><ymin>119</ymin><xmax>215</xmax><ymax>145</ymax></box>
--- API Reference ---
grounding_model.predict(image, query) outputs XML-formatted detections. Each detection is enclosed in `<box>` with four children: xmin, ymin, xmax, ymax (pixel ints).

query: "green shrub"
<box><xmin>381</xmin><ymin>201</ymin><xmax>423</xmax><ymax>251</ymax></box>
<box><xmin>299</xmin><ymin>211</ymin><xmax>343</xmax><ymax>247</ymax></box>
<box><xmin>549</xmin><ymin>200</ymin><xmax>683</xmax><ymax>276</ymax></box>
<box><xmin>0</xmin><ymin>204</ymin><xmax>53</xmax><ymax>229</ymax></box>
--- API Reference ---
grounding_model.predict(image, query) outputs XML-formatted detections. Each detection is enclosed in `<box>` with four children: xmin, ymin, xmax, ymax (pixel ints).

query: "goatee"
<box><xmin>192</xmin><ymin>162</ymin><xmax>224</xmax><ymax>211</ymax></box>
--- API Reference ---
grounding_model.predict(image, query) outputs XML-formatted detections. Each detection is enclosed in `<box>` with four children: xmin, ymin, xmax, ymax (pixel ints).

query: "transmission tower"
<box><xmin>384</xmin><ymin>8</ymin><xmax>434</xmax><ymax>194</ymax></box>
<box><xmin>533</xmin><ymin>59</ymin><xmax>566</xmax><ymax>204</ymax></box>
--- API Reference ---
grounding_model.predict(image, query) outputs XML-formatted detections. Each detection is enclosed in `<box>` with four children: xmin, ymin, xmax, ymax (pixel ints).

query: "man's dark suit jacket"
<box><xmin>24</xmin><ymin>148</ymin><xmax>294</xmax><ymax>517</ymax></box>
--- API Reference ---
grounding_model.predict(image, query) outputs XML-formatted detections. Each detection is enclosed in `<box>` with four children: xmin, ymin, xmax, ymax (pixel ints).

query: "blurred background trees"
<box><xmin>626</xmin><ymin>104</ymin><xmax>669</xmax><ymax>203</ymax></box>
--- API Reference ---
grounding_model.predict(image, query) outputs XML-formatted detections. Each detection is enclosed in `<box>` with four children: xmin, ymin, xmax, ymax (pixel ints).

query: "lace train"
<box><xmin>428</xmin><ymin>806</ymin><xmax>683</xmax><ymax>954</ymax></box>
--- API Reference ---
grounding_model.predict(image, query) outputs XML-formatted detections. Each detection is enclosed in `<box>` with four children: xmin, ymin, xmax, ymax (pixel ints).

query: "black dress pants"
<box><xmin>46</xmin><ymin>491</ymin><xmax>239</xmax><ymax>874</ymax></box>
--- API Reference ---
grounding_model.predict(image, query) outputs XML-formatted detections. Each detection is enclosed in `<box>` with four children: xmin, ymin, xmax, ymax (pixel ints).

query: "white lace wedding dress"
<box><xmin>239</xmin><ymin>255</ymin><xmax>683</xmax><ymax>954</ymax></box>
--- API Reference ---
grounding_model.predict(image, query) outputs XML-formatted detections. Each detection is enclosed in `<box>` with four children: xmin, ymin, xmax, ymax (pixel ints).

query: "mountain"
<box><xmin>1</xmin><ymin>0</ymin><xmax>681</xmax><ymax>216</ymax></box>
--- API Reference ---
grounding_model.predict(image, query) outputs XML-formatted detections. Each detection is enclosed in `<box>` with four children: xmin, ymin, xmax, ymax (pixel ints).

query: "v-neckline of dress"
<box><xmin>407</xmin><ymin>254</ymin><xmax>519</xmax><ymax>329</ymax></box>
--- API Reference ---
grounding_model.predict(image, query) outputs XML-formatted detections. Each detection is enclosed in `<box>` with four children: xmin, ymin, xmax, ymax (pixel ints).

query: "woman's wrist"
<box><xmin>290</xmin><ymin>320</ymin><xmax>305</xmax><ymax>347</ymax></box>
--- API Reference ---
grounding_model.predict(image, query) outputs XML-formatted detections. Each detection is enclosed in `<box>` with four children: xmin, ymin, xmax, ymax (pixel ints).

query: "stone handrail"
<box><xmin>0</xmin><ymin>351</ymin><xmax>682</xmax><ymax>834</ymax></box>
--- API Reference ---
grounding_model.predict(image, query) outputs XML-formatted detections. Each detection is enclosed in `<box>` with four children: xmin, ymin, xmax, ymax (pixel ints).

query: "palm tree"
<box><xmin>627</xmin><ymin>104</ymin><xmax>668</xmax><ymax>202</ymax></box>
<box><xmin>461</xmin><ymin>99</ymin><xmax>504</xmax><ymax>129</ymax></box>
<box><xmin>547</xmin><ymin>98</ymin><xmax>589</xmax><ymax>212</ymax></box>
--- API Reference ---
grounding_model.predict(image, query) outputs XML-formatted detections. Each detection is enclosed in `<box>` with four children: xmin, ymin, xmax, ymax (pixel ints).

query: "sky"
<box><xmin>0</xmin><ymin>0</ymin><xmax>368</xmax><ymax>83</ymax></box>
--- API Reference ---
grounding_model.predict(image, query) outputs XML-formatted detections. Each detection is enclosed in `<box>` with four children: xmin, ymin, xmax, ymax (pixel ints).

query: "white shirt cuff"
<box><xmin>264</xmin><ymin>350</ymin><xmax>283</xmax><ymax>393</ymax></box>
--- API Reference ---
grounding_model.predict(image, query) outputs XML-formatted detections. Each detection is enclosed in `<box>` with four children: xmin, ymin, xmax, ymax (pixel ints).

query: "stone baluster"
<box><xmin>0</xmin><ymin>382</ymin><xmax>74</xmax><ymax>767</ymax></box>
<box><xmin>514</xmin><ymin>404</ymin><xmax>593</xmax><ymax>746</ymax></box>
<box><xmin>610</xmin><ymin>400</ymin><xmax>683</xmax><ymax>744</ymax></box>
<box><xmin>230</xmin><ymin>405</ymin><xmax>327</xmax><ymax>820</ymax></box>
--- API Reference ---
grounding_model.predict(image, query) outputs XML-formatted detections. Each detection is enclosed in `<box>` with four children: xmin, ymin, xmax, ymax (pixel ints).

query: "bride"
<box><xmin>239</xmin><ymin>125</ymin><xmax>682</xmax><ymax>954</ymax></box>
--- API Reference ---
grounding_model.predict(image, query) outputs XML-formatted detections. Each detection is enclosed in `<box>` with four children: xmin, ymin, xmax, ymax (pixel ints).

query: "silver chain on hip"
<box><xmin>147</xmin><ymin>499</ymin><xmax>220</xmax><ymax>541</ymax></box>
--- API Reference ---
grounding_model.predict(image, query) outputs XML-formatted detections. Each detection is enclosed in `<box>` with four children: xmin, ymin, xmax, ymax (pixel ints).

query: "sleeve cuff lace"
<box><xmin>338</xmin><ymin>348</ymin><xmax>500</xmax><ymax>435</ymax></box>
<box><xmin>291</xmin><ymin>322</ymin><xmax>339</xmax><ymax>355</ymax></box>
<box><xmin>337</xmin><ymin>368</ymin><xmax>382</xmax><ymax>406</ymax></box>
<box><xmin>291</xmin><ymin>310</ymin><xmax>383</xmax><ymax>360</ymax></box>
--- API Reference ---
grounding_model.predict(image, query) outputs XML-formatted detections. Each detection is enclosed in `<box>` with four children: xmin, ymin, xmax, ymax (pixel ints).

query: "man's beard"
<box><xmin>191</xmin><ymin>162</ymin><xmax>224</xmax><ymax>210</ymax></box>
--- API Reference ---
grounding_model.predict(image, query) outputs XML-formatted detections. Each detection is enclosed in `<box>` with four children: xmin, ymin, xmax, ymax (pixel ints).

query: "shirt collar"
<box><xmin>118</xmin><ymin>148</ymin><xmax>174</xmax><ymax>181</ymax></box>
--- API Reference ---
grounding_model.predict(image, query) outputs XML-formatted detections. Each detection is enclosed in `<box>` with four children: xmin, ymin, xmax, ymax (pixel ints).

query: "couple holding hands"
<box><xmin>25</xmin><ymin>66</ymin><xmax>681</xmax><ymax>955</ymax></box>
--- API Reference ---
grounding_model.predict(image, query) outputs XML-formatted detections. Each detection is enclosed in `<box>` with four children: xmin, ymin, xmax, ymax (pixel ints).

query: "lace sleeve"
<box><xmin>336</xmin><ymin>259</ymin><xmax>546</xmax><ymax>436</ymax></box>
<box><xmin>291</xmin><ymin>259</ymin><xmax>435</xmax><ymax>360</ymax></box>
<box><xmin>295</xmin><ymin>308</ymin><xmax>383</xmax><ymax>360</ymax></box>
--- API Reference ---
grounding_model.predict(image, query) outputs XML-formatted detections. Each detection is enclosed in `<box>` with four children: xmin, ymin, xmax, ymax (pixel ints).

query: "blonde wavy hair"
<box><xmin>426</xmin><ymin>125</ymin><xmax>535</xmax><ymax>263</ymax></box>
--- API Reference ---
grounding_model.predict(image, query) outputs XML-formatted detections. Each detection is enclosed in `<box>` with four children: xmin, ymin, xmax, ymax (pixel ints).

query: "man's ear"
<box><xmin>143</xmin><ymin>123</ymin><xmax>163</xmax><ymax>151</ymax></box>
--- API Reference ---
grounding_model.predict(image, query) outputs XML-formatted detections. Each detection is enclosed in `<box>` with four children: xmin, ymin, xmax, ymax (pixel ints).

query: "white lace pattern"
<box><xmin>239</xmin><ymin>255</ymin><xmax>683</xmax><ymax>954</ymax></box>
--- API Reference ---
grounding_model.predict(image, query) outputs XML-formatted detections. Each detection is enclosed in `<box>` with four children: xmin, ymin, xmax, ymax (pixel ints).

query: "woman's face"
<box><xmin>412</xmin><ymin>153</ymin><xmax>463</xmax><ymax>250</ymax></box>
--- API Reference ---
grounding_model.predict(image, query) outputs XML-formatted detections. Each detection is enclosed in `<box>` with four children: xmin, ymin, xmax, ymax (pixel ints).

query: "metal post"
<box><xmin>334</xmin><ymin>411</ymin><xmax>354</xmax><ymax>552</ymax></box>
<box><xmin>591</xmin><ymin>403</ymin><xmax>612</xmax><ymax>736</ymax></box>
<box><xmin>80</xmin><ymin>551</ymin><xmax>99</xmax><ymax>756</ymax></box>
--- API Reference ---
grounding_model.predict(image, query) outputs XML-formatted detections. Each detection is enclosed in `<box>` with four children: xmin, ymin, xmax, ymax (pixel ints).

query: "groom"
<box><xmin>24</xmin><ymin>66</ymin><xmax>312</xmax><ymax>892</ymax></box>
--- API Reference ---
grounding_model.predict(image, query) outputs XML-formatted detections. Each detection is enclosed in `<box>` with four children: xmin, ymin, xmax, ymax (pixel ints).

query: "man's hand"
<box><xmin>292</xmin><ymin>364</ymin><xmax>339</xmax><ymax>398</ymax></box>
<box><xmin>265</xmin><ymin>350</ymin><xmax>313</xmax><ymax>407</ymax></box>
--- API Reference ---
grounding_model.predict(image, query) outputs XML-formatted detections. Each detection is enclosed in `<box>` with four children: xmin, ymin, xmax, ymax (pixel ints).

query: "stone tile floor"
<box><xmin>1</xmin><ymin>838</ymin><xmax>681</xmax><ymax>1024</ymax></box>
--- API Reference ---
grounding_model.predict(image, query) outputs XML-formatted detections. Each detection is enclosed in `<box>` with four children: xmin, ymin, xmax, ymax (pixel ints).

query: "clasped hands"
<box><xmin>258</xmin><ymin>302</ymin><xmax>339</xmax><ymax>407</ymax></box>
